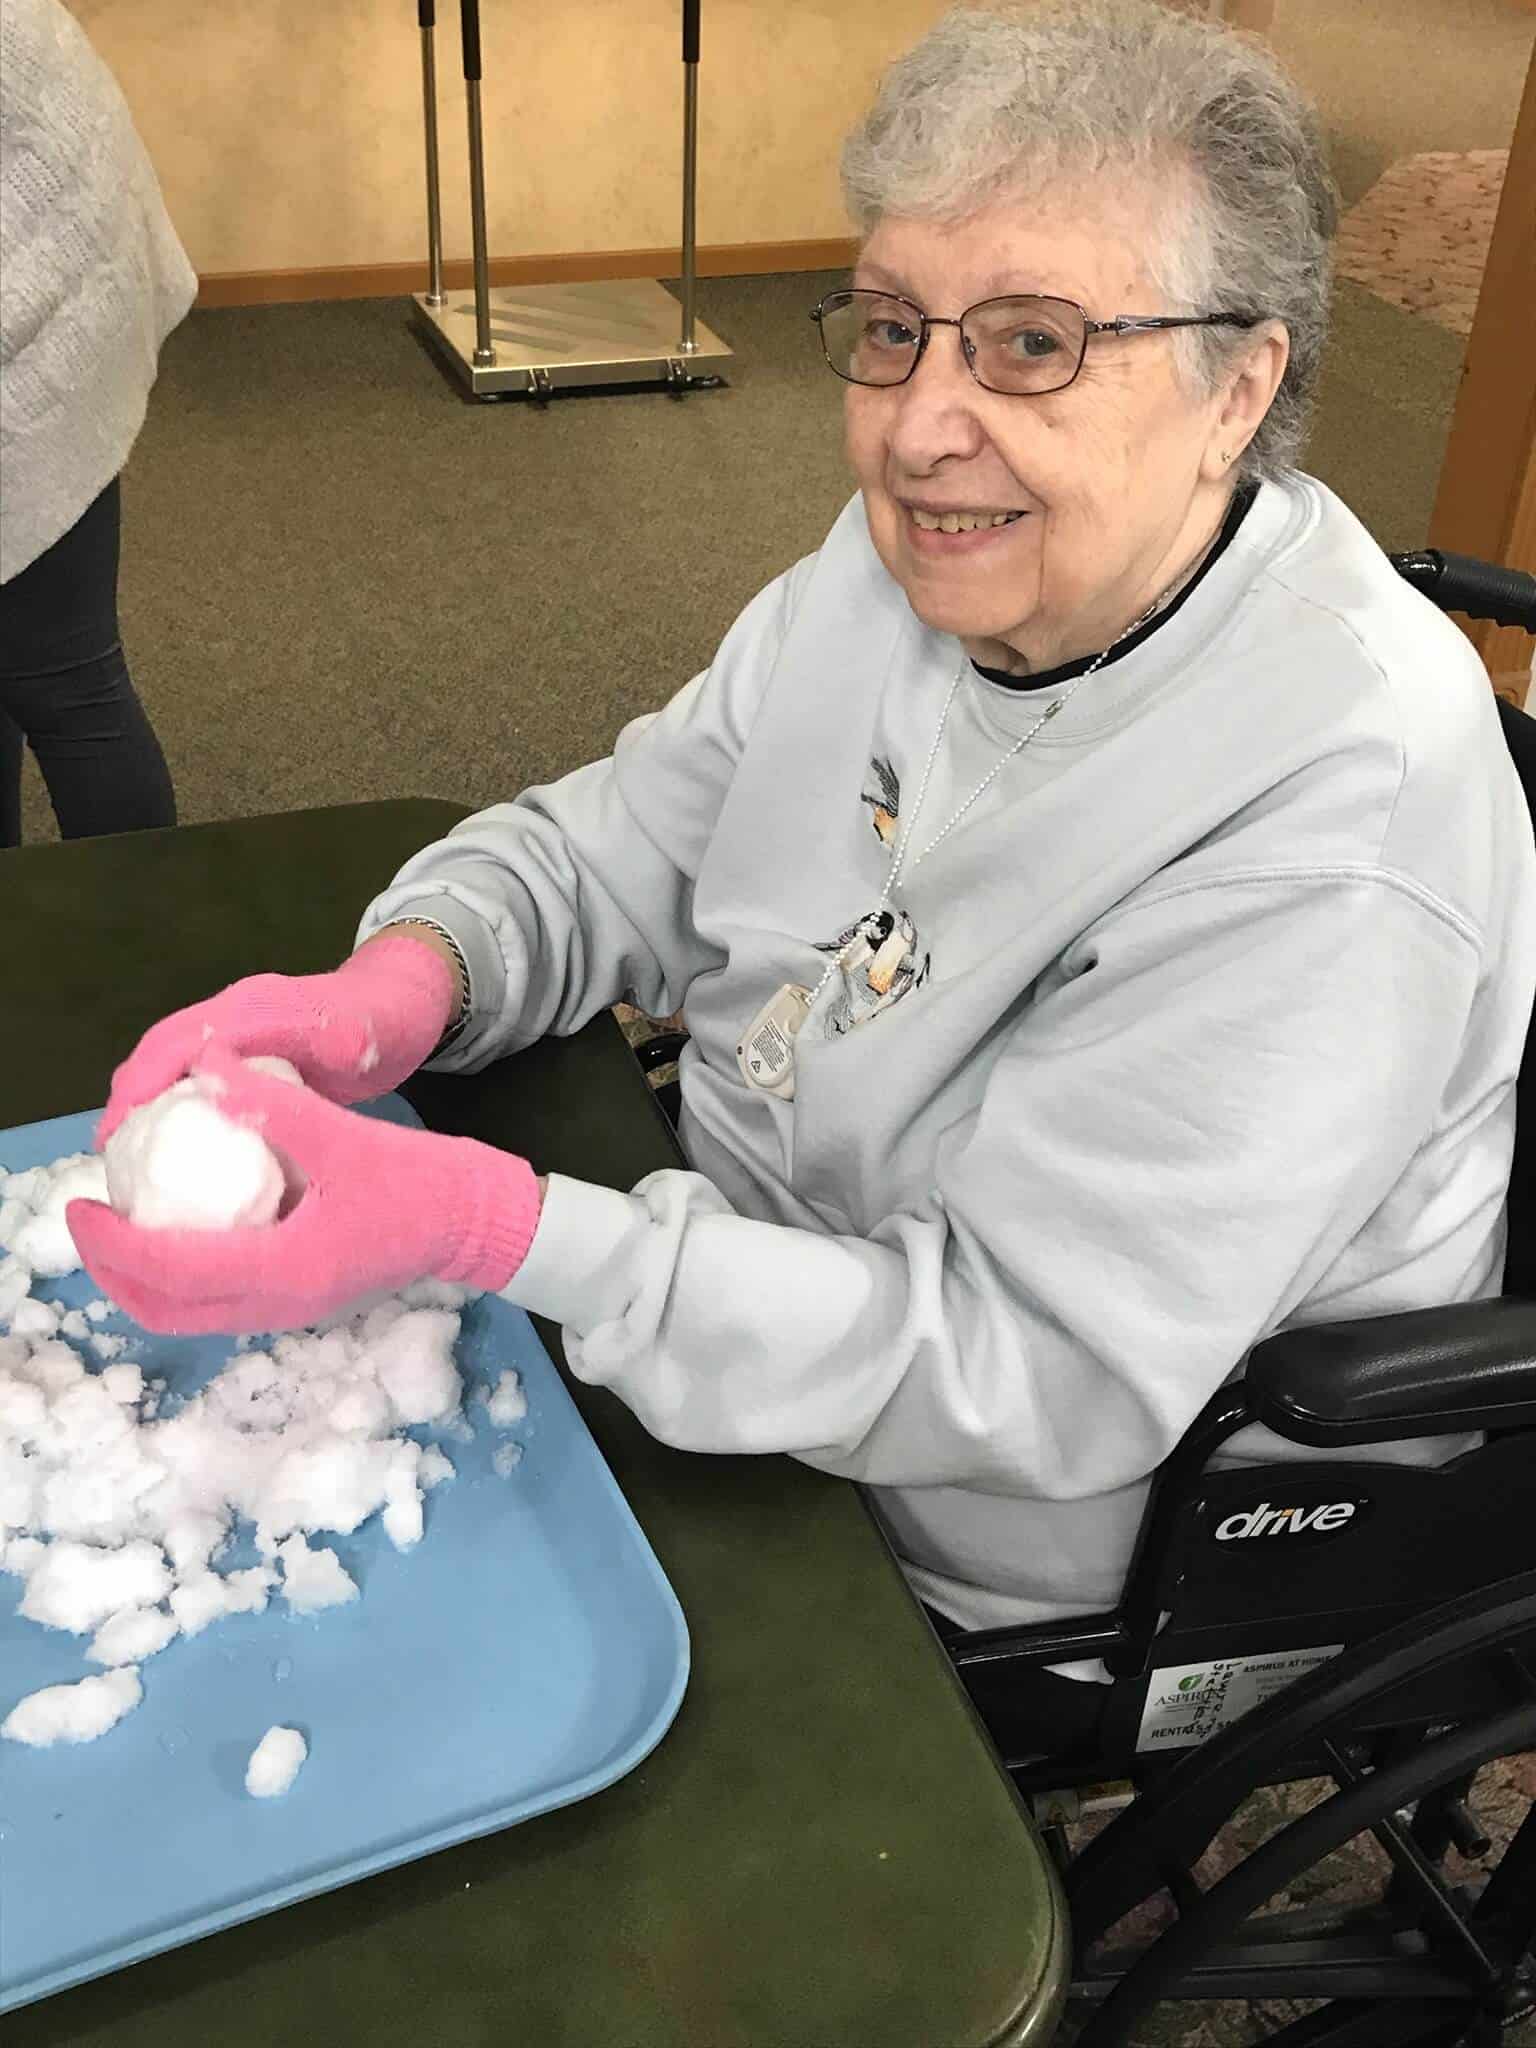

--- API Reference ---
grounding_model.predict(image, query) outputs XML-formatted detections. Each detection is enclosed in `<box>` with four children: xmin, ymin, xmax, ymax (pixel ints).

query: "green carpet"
<box><xmin>17</xmin><ymin>269</ymin><xmax>1467</xmax><ymax>846</ymax></box>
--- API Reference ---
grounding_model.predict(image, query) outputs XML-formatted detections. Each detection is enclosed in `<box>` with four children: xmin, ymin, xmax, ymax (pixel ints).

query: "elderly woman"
<box><xmin>72</xmin><ymin>0</ymin><xmax>1536</xmax><ymax>1752</ymax></box>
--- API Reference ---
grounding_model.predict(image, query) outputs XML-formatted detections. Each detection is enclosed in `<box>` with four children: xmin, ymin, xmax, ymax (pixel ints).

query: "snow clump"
<box><xmin>245</xmin><ymin>1723</ymin><xmax>307</xmax><ymax>1797</ymax></box>
<box><xmin>102</xmin><ymin>1057</ymin><xmax>303</xmax><ymax>1232</ymax></box>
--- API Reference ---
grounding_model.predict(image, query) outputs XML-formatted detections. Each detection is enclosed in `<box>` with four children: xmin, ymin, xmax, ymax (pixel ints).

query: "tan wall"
<box><xmin>67</xmin><ymin>0</ymin><xmax>952</xmax><ymax>280</ymax></box>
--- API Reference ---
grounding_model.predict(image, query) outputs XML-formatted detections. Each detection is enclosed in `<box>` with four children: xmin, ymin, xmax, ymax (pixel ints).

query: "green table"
<box><xmin>0</xmin><ymin>802</ymin><xmax>1067</xmax><ymax>2048</ymax></box>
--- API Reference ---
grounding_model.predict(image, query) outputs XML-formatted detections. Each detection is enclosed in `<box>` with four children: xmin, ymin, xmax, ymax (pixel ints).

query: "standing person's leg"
<box><xmin>0</xmin><ymin>707</ymin><xmax>23</xmax><ymax>850</ymax></box>
<box><xmin>0</xmin><ymin>477</ymin><xmax>176</xmax><ymax>842</ymax></box>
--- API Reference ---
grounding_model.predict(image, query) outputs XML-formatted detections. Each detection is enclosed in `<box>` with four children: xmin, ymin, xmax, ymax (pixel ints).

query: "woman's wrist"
<box><xmin>366</xmin><ymin>920</ymin><xmax>472</xmax><ymax>1047</ymax></box>
<box><xmin>435</xmin><ymin>1139</ymin><xmax>545</xmax><ymax>1294</ymax></box>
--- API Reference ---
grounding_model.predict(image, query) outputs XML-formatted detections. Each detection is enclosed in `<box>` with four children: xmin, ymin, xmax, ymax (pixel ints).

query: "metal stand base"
<box><xmin>412</xmin><ymin>277</ymin><xmax>732</xmax><ymax>397</ymax></box>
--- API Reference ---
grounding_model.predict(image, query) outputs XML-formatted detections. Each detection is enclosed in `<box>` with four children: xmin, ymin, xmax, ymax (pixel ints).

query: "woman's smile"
<box><xmin>902</xmin><ymin>503</ymin><xmax>1031</xmax><ymax>553</ymax></box>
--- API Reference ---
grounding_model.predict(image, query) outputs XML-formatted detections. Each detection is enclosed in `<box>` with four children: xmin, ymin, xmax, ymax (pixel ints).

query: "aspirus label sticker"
<box><xmin>1137</xmin><ymin>1644</ymin><xmax>1345</xmax><ymax>1753</ymax></box>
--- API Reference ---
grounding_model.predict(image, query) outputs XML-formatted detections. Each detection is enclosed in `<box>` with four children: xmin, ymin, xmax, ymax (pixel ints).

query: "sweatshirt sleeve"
<box><xmin>501</xmin><ymin>868</ymin><xmax>1490</xmax><ymax>1498</ymax></box>
<box><xmin>355</xmin><ymin>561</ymin><xmax>807</xmax><ymax>1065</ymax></box>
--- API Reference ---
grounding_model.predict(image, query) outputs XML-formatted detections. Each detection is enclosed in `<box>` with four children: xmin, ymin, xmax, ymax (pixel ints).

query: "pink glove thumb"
<box><xmin>98</xmin><ymin>931</ymin><xmax>459</xmax><ymax>1144</ymax></box>
<box><xmin>70</xmin><ymin>1044</ymin><xmax>540</xmax><ymax>1336</ymax></box>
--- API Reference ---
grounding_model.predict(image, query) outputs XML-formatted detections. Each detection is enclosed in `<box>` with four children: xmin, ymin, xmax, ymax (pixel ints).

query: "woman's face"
<box><xmin>843</xmin><ymin>190</ymin><xmax>1279</xmax><ymax>672</ymax></box>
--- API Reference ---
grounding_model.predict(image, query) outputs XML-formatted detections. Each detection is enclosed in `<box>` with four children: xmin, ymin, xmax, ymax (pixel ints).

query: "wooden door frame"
<box><xmin>1427</xmin><ymin>36</ymin><xmax>1536</xmax><ymax>704</ymax></box>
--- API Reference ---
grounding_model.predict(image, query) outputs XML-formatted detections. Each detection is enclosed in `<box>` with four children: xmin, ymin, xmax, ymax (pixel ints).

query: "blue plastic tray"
<box><xmin>0</xmin><ymin>1104</ymin><xmax>689</xmax><ymax>2014</ymax></box>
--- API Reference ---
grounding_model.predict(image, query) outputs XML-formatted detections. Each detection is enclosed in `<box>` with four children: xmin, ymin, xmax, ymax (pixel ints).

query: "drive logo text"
<box><xmin>1212</xmin><ymin>1499</ymin><xmax>1366</xmax><ymax>1542</ymax></box>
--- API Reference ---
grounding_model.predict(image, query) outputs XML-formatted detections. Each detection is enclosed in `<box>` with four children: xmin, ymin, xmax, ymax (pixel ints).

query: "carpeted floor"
<box><xmin>11</xmin><ymin>268</ymin><xmax>1473</xmax><ymax>845</ymax></box>
<box><xmin>1260</xmin><ymin>0</ymin><xmax>1534</xmax><ymax>206</ymax></box>
<box><xmin>1337</xmin><ymin>150</ymin><xmax>1510</xmax><ymax>337</ymax></box>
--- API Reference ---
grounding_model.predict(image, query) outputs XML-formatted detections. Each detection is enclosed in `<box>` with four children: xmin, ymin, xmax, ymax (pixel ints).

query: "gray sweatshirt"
<box><xmin>359</xmin><ymin>475</ymin><xmax>1536</xmax><ymax>1633</ymax></box>
<box><xmin>0</xmin><ymin>0</ymin><xmax>196</xmax><ymax>582</ymax></box>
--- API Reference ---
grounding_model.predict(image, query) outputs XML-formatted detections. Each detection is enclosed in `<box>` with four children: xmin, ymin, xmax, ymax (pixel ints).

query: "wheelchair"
<box><xmin>633</xmin><ymin>548</ymin><xmax>1536</xmax><ymax>2047</ymax></box>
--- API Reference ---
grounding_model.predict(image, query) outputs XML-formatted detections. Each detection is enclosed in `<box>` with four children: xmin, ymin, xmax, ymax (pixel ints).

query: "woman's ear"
<box><xmin>1200</xmin><ymin>319</ymin><xmax>1290</xmax><ymax>483</ymax></box>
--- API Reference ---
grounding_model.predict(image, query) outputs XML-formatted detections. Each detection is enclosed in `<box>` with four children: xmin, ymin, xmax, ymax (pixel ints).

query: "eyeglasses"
<box><xmin>809</xmin><ymin>288</ymin><xmax>1260</xmax><ymax>397</ymax></box>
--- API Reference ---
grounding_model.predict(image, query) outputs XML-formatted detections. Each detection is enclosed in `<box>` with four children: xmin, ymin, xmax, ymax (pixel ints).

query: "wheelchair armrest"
<box><xmin>1247</xmin><ymin>1298</ymin><xmax>1536</xmax><ymax>1447</ymax></box>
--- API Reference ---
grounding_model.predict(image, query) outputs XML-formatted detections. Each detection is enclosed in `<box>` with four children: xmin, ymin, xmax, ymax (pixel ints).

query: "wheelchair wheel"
<box><xmin>1062</xmin><ymin>1573</ymin><xmax>1536</xmax><ymax>2048</ymax></box>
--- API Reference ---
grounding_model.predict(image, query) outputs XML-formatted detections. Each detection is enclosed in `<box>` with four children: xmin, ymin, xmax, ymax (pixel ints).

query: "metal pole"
<box><xmin>461</xmin><ymin>0</ymin><xmax>495</xmax><ymax>366</ymax></box>
<box><xmin>419</xmin><ymin>0</ymin><xmax>445</xmax><ymax>306</ymax></box>
<box><xmin>678</xmin><ymin>0</ymin><xmax>700</xmax><ymax>352</ymax></box>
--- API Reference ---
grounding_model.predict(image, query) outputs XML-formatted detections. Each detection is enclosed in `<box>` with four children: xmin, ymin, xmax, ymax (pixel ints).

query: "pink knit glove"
<box><xmin>97</xmin><ymin>933</ymin><xmax>459</xmax><ymax>1145</ymax></box>
<box><xmin>69</xmin><ymin>1044</ymin><xmax>541</xmax><ymax>1336</ymax></box>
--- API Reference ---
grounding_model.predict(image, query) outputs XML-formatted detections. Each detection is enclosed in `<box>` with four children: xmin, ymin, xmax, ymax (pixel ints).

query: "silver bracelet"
<box><xmin>386</xmin><ymin>917</ymin><xmax>473</xmax><ymax>1051</ymax></box>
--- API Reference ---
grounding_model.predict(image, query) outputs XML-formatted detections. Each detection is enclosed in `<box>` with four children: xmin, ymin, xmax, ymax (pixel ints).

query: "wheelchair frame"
<box><xmin>949</xmin><ymin>1335</ymin><xmax>1536</xmax><ymax>2046</ymax></box>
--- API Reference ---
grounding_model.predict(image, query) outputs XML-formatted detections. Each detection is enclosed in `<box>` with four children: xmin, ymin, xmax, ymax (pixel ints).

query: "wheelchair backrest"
<box><xmin>1499</xmin><ymin>696</ymin><xmax>1536</xmax><ymax>1297</ymax></box>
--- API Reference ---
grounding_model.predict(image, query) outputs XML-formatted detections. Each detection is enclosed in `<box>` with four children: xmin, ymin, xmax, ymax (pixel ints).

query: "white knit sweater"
<box><xmin>0</xmin><ymin>0</ymin><xmax>196</xmax><ymax>583</ymax></box>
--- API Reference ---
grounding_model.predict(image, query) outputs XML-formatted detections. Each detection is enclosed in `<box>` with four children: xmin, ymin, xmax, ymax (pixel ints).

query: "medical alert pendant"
<box><xmin>866</xmin><ymin>925</ymin><xmax>910</xmax><ymax>996</ymax></box>
<box><xmin>736</xmin><ymin>982</ymin><xmax>814</xmax><ymax>1099</ymax></box>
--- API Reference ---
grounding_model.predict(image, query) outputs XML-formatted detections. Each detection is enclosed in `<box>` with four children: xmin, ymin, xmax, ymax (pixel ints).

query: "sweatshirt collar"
<box><xmin>954</xmin><ymin>476</ymin><xmax>1302</xmax><ymax>743</ymax></box>
<box><xmin>971</xmin><ymin>479</ymin><xmax>1260</xmax><ymax>695</ymax></box>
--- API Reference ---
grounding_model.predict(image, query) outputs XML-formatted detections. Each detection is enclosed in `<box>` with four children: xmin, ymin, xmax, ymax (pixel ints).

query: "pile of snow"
<box><xmin>2</xmin><ymin>1154</ymin><xmax>109</xmax><ymax>1282</ymax></box>
<box><xmin>0</xmin><ymin>1142</ymin><xmax>531</xmax><ymax>1765</ymax></box>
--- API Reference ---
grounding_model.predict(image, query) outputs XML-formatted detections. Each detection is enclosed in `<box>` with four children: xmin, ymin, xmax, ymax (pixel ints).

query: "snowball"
<box><xmin>0</xmin><ymin>1197</ymin><xmax>31</xmax><ymax>1249</ymax></box>
<box><xmin>104</xmin><ymin>1067</ymin><xmax>299</xmax><ymax>1232</ymax></box>
<box><xmin>90</xmin><ymin>1333</ymin><xmax>129</xmax><ymax>1361</ymax></box>
<box><xmin>492</xmin><ymin>1441</ymin><xmax>523</xmax><ymax>1477</ymax></box>
<box><xmin>88</xmin><ymin>1605</ymin><xmax>179</xmax><ymax>1666</ymax></box>
<box><xmin>83</xmin><ymin>1298</ymin><xmax>111</xmax><ymax>1323</ymax></box>
<box><xmin>59</xmin><ymin>1309</ymin><xmax>89</xmax><ymax>1340</ymax></box>
<box><xmin>481</xmin><ymin>1370</ymin><xmax>527</xmax><ymax>1428</ymax></box>
<box><xmin>276</xmin><ymin>1535</ymin><xmax>358</xmax><ymax>1614</ymax></box>
<box><xmin>3</xmin><ymin>1666</ymin><xmax>142</xmax><ymax>1746</ymax></box>
<box><xmin>245</xmin><ymin>1724</ymin><xmax>306</xmax><ymax>1797</ymax></box>
<box><xmin>9</xmin><ymin>1157</ymin><xmax>108</xmax><ymax>1278</ymax></box>
<box><xmin>20</xmin><ymin>1538</ymin><xmax>172</xmax><ymax>1634</ymax></box>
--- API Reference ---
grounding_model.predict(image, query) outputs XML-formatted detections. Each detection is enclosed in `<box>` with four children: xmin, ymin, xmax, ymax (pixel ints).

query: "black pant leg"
<box><xmin>0</xmin><ymin>705</ymin><xmax>23</xmax><ymax>849</ymax></box>
<box><xmin>0</xmin><ymin>477</ymin><xmax>176</xmax><ymax>842</ymax></box>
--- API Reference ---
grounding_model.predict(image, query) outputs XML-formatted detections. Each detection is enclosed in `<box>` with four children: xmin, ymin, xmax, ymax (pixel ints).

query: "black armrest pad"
<box><xmin>1247</xmin><ymin>1298</ymin><xmax>1536</xmax><ymax>1446</ymax></box>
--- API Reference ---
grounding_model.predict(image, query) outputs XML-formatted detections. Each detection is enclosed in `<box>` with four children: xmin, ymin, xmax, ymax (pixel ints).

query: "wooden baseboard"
<box><xmin>196</xmin><ymin>238</ymin><xmax>859</xmax><ymax>310</ymax></box>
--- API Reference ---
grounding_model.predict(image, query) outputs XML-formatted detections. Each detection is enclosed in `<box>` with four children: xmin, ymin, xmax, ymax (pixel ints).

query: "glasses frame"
<box><xmin>809</xmin><ymin>287</ymin><xmax>1261</xmax><ymax>396</ymax></box>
